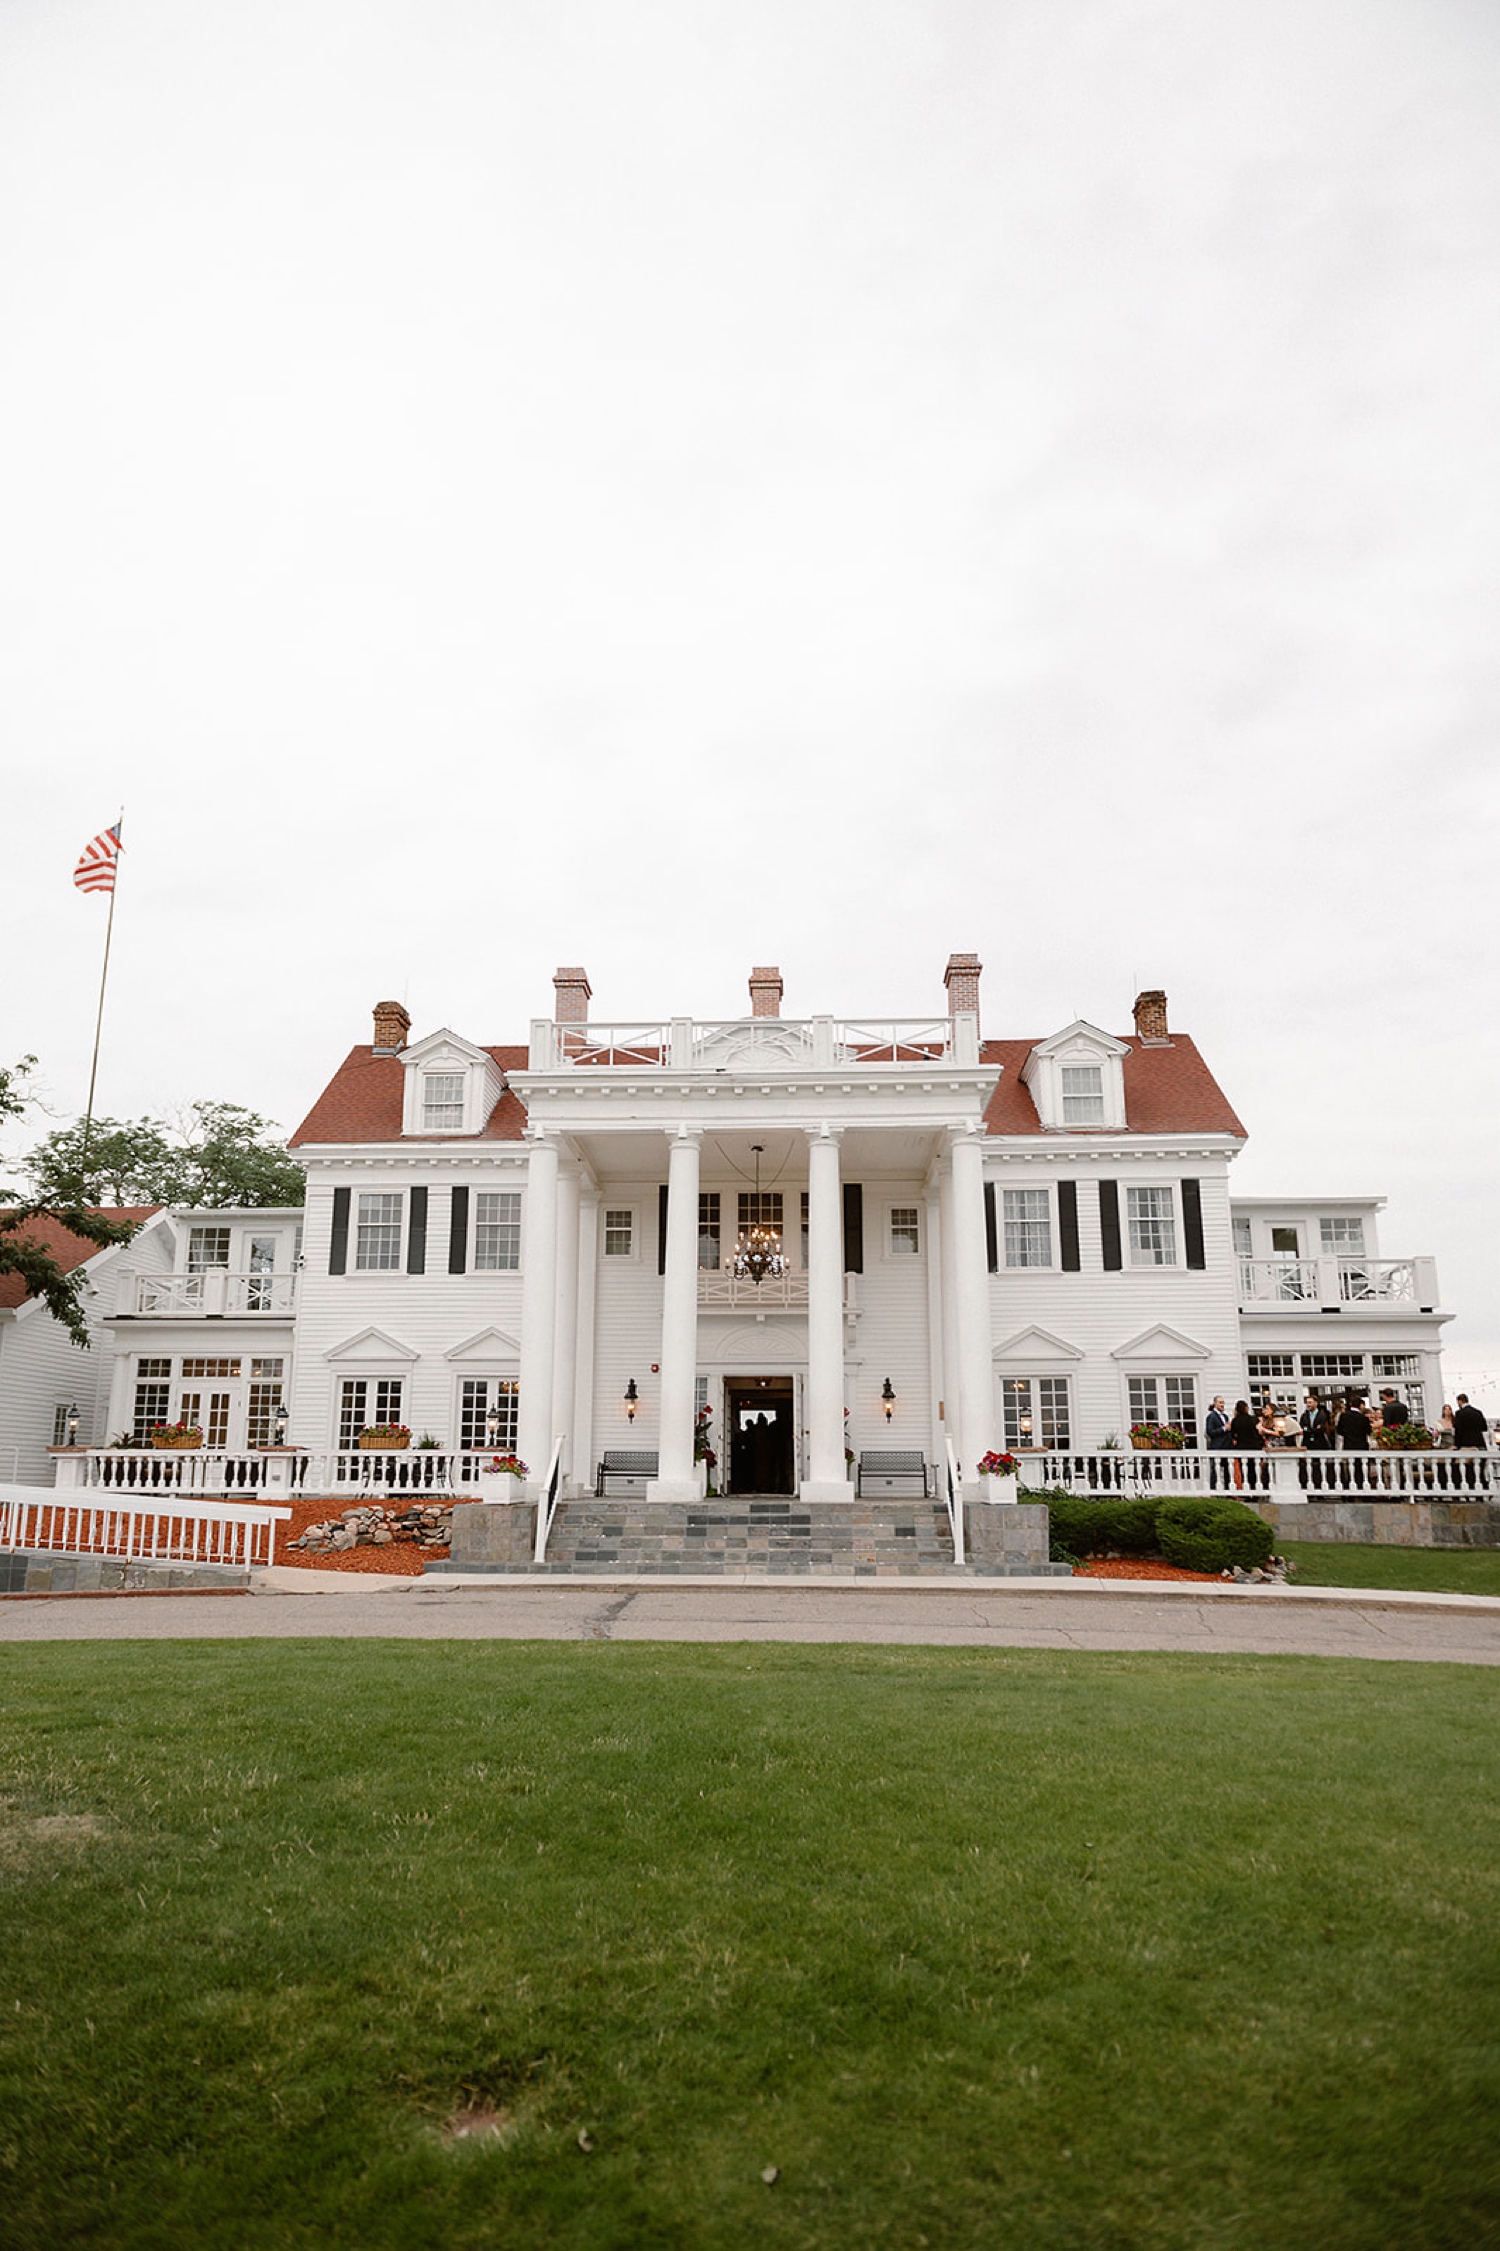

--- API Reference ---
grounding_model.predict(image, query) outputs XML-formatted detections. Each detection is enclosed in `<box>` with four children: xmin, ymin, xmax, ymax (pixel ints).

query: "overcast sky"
<box><xmin>4</xmin><ymin>0</ymin><xmax>1498</xmax><ymax>1401</ymax></box>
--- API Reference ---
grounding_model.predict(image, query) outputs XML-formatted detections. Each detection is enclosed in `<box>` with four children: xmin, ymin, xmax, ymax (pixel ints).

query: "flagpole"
<box><xmin>79</xmin><ymin>815</ymin><xmax>123</xmax><ymax>1193</ymax></box>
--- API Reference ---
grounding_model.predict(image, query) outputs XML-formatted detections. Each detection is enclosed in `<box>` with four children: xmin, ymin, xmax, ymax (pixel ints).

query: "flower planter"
<box><xmin>152</xmin><ymin>1434</ymin><xmax>203</xmax><ymax>1451</ymax></box>
<box><xmin>359</xmin><ymin>1433</ymin><xmax>410</xmax><ymax>1451</ymax></box>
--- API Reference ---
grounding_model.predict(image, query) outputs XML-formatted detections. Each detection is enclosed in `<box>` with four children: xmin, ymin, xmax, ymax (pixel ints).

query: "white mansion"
<box><xmin>22</xmin><ymin>954</ymin><xmax>1448</xmax><ymax>1503</ymax></box>
<box><xmin>73</xmin><ymin>954</ymin><xmax>1448</xmax><ymax>1504</ymax></box>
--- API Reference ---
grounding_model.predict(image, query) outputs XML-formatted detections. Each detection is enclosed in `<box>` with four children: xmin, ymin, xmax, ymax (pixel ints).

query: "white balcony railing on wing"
<box><xmin>530</xmin><ymin>1015</ymin><xmax>974</xmax><ymax>1071</ymax></box>
<box><xmin>129</xmin><ymin>1271</ymin><xmax>298</xmax><ymax>1317</ymax></box>
<box><xmin>1238</xmin><ymin>1255</ymin><xmax>1435</xmax><ymax>1309</ymax></box>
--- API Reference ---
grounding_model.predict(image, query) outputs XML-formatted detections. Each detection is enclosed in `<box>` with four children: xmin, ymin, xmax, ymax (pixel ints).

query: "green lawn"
<box><xmin>1282</xmin><ymin>1541</ymin><xmax>1500</xmax><ymax>1596</ymax></box>
<box><xmin>4</xmin><ymin>1642</ymin><xmax>1499</xmax><ymax>2251</ymax></box>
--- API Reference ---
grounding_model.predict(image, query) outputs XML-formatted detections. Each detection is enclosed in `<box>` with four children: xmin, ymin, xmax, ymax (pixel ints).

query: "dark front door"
<box><xmin>726</xmin><ymin>1379</ymin><xmax>796</xmax><ymax>1495</ymax></box>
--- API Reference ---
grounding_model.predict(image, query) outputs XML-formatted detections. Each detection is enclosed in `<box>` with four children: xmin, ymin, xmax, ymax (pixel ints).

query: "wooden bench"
<box><xmin>856</xmin><ymin>1450</ymin><xmax>931</xmax><ymax>1498</ymax></box>
<box><xmin>594</xmin><ymin>1450</ymin><xmax>660</xmax><ymax>1498</ymax></box>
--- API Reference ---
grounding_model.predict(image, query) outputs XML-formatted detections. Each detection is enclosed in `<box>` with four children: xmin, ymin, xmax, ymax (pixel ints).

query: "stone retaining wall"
<box><xmin>0</xmin><ymin>1550</ymin><xmax>251</xmax><ymax>1594</ymax></box>
<box><xmin>1252</xmin><ymin>1500</ymin><xmax>1500</xmax><ymax>1548</ymax></box>
<box><xmin>963</xmin><ymin>1503</ymin><xmax>1070</xmax><ymax>1574</ymax></box>
<box><xmin>445</xmin><ymin>1500</ymin><xmax>540</xmax><ymax>1569</ymax></box>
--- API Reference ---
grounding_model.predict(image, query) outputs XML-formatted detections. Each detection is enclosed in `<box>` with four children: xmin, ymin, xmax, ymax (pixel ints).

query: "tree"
<box><xmin>0</xmin><ymin>1059</ymin><xmax>136</xmax><ymax>1348</ymax></box>
<box><xmin>25</xmin><ymin>1100</ymin><xmax>305</xmax><ymax>1211</ymax></box>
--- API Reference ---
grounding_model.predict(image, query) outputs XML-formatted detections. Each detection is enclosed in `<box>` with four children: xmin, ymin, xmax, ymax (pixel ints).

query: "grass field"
<box><xmin>4</xmin><ymin>1641</ymin><xmax>1499</xmax><ymax>2250</ymax></box>
<box><xmin>1282</xmin><ymin>1542</ymin><xmax>1500</xmax><ymax>1596</ymax></box>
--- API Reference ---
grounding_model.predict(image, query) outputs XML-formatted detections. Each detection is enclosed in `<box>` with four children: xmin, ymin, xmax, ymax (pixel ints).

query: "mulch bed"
<box><xmin>1072</xmin><ymin>1558</ymin><xmax>1225</xmax><ymax>1583</ymax></box>
<box><xmin>272</xmin><ymin>1495</ymin><xmax>449</xmax><ymax>1577</ymax></box>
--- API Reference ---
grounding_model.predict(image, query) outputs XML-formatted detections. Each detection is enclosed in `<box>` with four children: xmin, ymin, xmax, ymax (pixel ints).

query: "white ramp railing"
<box><xmin>944</xmin><ymin>1437</ymin><xmax>966</xmax><ymax>1566</ymax></box>
<box><xmin>534</xmin><ymin>1435</ymin><xmax>566</xmax><ymax>1564</ymax></box>
<box><xmin>1</xmin><ymin>1483</ymin><xmax>291</xmax><ymax>1569</ymax></box>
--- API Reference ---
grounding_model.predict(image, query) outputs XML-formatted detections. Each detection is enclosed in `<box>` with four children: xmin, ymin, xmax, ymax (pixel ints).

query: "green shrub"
<box><xmin>1156</xmin><ymin>1497</ymin><xmax>1275</xmax><ymax>1573</ymax></box>
<box><xmin>1027</xmin><ymin>1491</ymin><xmax>1160</xmax><ymax>1563</ymax></box>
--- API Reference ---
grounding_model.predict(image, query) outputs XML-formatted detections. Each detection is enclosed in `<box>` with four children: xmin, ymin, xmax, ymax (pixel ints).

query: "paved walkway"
<box><xmin>2</xmin><ymin>1575</ymin><xmax>1498</xmax><ymax>1663</ymax></box>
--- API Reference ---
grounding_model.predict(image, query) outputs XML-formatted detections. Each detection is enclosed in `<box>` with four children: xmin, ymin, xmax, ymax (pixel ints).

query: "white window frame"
<box><xmin>457</xmin><ymin>1376</ymin><xmax>520</xmax><ymax>1452</ymax></box>
<box><xmin>1126</xmin><ymin>1184</ymin><xmax>1178</xmax><ymax>1268</ymax></box>
<box><xmin>602</xmin><ymin>1207</ymin><xmax>636</xmax><ymax>1260</ymax></box>
<box><xmin>421</xmin><ymin>1071</ymin><xmax>467</xmax><ymax>1132</ymax></box>
<box><xmin>1126</xmin><ymin>1374</ymin><xmax>1199</xmax><ymax>1445</ymax></box>
<box><xmin>1002</xmin><ymin>1187</ymin><xmax>1052</xmax><ymax>1269</ymax></box>
<box><xmin>473</xmin><ymin>1189</ymin><xmax>522</xmax><ymax>1273</ymax></box>
<box><xmin>187</xmin><ymin>1225</ymin><xmax>232</xmax><ymax>1273</ymax></box>
<box><xmin>888</xmin><ymin>1204</ymin><xmax>921</xmax><ymax>1258</ymax></box>
<box><xmin>1001</xmin><ymin>1375</ymin><xmax>1071</xmax><ymax>1450</ymax></box>
<box><xmin>354</xmin><ymin>1191</ymin><xmax>404</xmax><ymax>1272</ymax></box>
<box><xmin>338</xmin><ymin>1376</ymin><xmax>406</xmax><ymax>1449</ymax></box>
<box><xmin>1060</xmin><ymin>1065</ymin><xmax>1105</xmax><ymax>1126</ymax></box>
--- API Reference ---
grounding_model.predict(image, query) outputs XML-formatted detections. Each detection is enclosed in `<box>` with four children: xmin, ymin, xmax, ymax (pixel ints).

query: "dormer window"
<box><xmin>1061</xmin><ymin>1066</ymin><xmax>1105</xmax><ymax>1126</ymax></box>
<box><xmin>422</xmin><ymin>1073</ymin><xmax>466</xmax><ymax>1132</ymax></box>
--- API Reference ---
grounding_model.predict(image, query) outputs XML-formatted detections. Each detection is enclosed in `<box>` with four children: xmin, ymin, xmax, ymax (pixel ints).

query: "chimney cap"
<box><xmin>944</xmin><ymin>952</ymin><xmax>982</xmax><ymax>983</ymax></box>
<box><xmin>749</xmin><ymin>966</ymin><xmax>783</xmax><ymax>1019</ymax></box>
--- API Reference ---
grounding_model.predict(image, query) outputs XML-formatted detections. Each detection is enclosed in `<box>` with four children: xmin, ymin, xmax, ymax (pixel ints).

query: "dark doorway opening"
<box><xmin>725</xmin><ymin>1377</ymin><xmax>796</xmax><ymax>1495</ymax></box>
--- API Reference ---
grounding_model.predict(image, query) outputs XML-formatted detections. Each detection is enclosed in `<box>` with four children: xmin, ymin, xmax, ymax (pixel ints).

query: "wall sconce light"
<box><xmin>273</xmin><ymin>1402</ymin><xmax>289</xmax><ymax>1447</ymax></box>
<box><xmin>66</xmin><ymin>1404</ymin><xmax>79</xmax><ymax>1447</ymax></box>
<box><xmin>624</xmin><ymin>1378</ymin><xmax>639</xmax><ymax>1422</ymax></box>
<box><xmin>881</xmin><ymin>1378</ymin><xmax>896</xmax><ymax>1422</ymax></box>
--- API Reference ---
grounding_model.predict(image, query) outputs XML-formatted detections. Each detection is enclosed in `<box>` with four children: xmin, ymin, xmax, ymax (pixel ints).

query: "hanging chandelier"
<box><xmin>731</xmin><ymin>1144</ymin><xmax>786</xmax><ymax>1286</ymax></box>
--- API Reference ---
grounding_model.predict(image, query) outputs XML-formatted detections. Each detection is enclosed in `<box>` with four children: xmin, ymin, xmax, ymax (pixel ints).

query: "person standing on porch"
<box><xmin>1453</xmin><ymin>1395</ymin><xmax>1488</xmax><ymax>1449</ymax></box>
<box><xmin>1228</xmin><ymin>1398</ymin><xmax>1262</xmax><ymax>1491</ymax></box>
<box><xmin>1205</xmin><ymin>1396</ymin><xmax>1230</xmax><ymax>1489</ymax></box>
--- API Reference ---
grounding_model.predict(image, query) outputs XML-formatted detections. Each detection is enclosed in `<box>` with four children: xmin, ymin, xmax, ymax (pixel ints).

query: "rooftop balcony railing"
<box><xmin>123</xmin><ymin>1272</ymin><xmax>299</xmax><ymax>1318</ymax></box>
<box><xmin>527</xmin><ymin>1013</ymin><xmax>980</xmax><ymax>1071</ymax></box>
<box><xmin>1237</xmin><ymin>1256</ymin><xmax>1439</xmax><ymax>1312</ymax></box>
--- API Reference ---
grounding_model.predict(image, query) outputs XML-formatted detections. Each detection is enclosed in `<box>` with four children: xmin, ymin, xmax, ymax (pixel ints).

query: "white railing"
<box><xmin>1238</xmin><ymin>1255</ymin><xmax>1437</xmax><ymax>1309</ymax></box>
<box><xmin>55</xmin><ymin>1448</ymin><xmax>493</xmax><ymax>1500</ymax></box>
<box><xmin>528</xmin><ymin>1014</ymin><xmax>977</xmax><ymax>1072</ymax></box>
<box><xmin>534</xmin><ymin>1433</ymin><xmax>565</xmax><ymax>1563</ymax></box>
<box><xmin>1</xmin><ymin>1482</ymin><xmax>290</xmax><ymax>1568</ymax></box>
<box><xmin>127</xmin><ymin>1271</ymin><xmax>298</xmax><ymax>1317</ymax></box>
<box><xmin>1019</xmin><ymin>1448</ymin><xmax>1498</xmax><ymax>1499</ymax></box>
<box><xmin>697</xmin><ymin>1270</ymin><xmax>811</xmax><ymax>1308</ymax></box>
<box><xmin>944</xmin><ymin>1436</ymin><xmax>966</xmax><ymax>1565</ymax></box>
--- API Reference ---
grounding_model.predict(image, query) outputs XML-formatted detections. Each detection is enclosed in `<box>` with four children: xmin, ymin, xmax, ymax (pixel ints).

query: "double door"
<box><xmin>723</xmin><ymin>1377</ymin><xmax>797</xmax><ymax>1495</ymax></box>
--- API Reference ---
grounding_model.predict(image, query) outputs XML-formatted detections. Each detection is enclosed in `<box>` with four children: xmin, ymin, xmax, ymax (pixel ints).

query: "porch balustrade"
<box><xmin>125</xmin><ymin>1271</ymin><xmax>299</xmax><ymax>1317</ymax></box>
<box><xmin>696</xmin><ymin>1270</ymin><xmax>811</xmax><ymax>1309</ymax></box>
<box><xmin>1018</xmin><ymin>1448</ymin><xmax>1496</xmax><ymax>1499</ymax></box>
<box><xmin>527</xmin><ymin>1014</ymin><xmax>977</xmax><ymax>1071</ymax></box>
<box><xmin>1237</xmin><ymin>1256</ymin><xmax>1438</xmax><ymax>1309</ymax></box>
<box><xmin>51</xmin><ymin>1448</ymin><xmax>494</xmax><ymax>1500</ymax></box>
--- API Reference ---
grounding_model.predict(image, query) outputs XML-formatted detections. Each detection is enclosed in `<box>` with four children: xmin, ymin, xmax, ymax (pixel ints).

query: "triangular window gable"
<box><xmin>325</xmin><ymin>1325</ymin><xmax>420</xmax><ymax>1365</ymax></box>
<box><xmin>445</xmin><ymin>1325</ymin><xmax>521</xmax><ymax>1363</ymax></box>
<box><xmin>993</xmin><ymin>1324</ymin><xmax>1084</xmax><ymax>1365</ymax></box>
<box><xmin>1110</xmin><ymin>1323</ymin><xmax>1211</xmax><ymax>1363</ymax></box>
<box><xmin>1020</xmin><ymin>1021</ymin><xmax>1129</xmax><ymax>1132</ymax></box>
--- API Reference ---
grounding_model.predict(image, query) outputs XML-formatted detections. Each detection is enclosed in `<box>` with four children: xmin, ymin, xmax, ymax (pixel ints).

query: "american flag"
<box><xmin>73</xmin><ymin>822</ymin><xmax>123</xmax><ymax>894</ymax></box>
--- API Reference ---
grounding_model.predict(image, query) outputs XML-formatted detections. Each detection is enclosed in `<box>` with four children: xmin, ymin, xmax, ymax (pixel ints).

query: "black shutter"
<box><xmin>842</xmin><ymin>1182</ymin><xmax>864</xmax><ymax>1273</ymax></box>
<box><xmin>448</xmin><ymin>1185</ymin><xmax>469</xmax><ymax>1274</ymax></box>
<box><xmin>1099</xmin><ymin>1179</ymin><xmax>1122</xmax><ymax>1271</ymax></box>
<box><xmin>406</xmin><ymin>1186</ymin><xmax>428</xmax><ymax>1274</ymax></box>
<box><xmin>1058</xmin><ymin>1179</ymin><xmax>1080</xmax><ymax>1271</ymax></box>
<box><xmin>329</xmin><ymin>1187</ymin><xmax>350</xmax><ymax>1275</ymax></box>
<box><xmin>1181</xmin><ymin>1178</ymin><xmax>1205</xmax><ymax>1270</ymax></box>
<box><xmin>983</xmin><ymin>1180</ymin><xmax>998</xmax><ymax>1274</ymax></box>
<box><xmin>658</xmin><ymin>1183</ymin><xmax>669</xmax><ymax>1276</ymax></box>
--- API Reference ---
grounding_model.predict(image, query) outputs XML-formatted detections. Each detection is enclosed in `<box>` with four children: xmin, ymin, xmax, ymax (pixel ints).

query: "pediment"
<box><xmin>1021</xmin><ymin>1020</ymin><xmax>1129</xmax><ymax>1081</ymax></box>
<box><xmin>445</xmin><ymin>1325</ymin><xmax>521</xmax><ymax>1363</ymax></box>
<box><xmin>692</xmin><ymin>1021</ymin><xmax>813</xmax><ymax>1071</ymax></box>
<box><xmin>403</xmin><ymin>1027</ymin><xmax>492</xmax><ymax>1068</ymax></box>
<box><xmin>325</xmin><ymin>1324</ymin><xmax>420</xmax><ymax>1365</ymax></box>
<box><xmin>993</xmin><ymin>1324</ymin><xmax>1084</xmax><ymax>1364</ymax></box>
<box><xmin>697</xmin><ymin>1320</ymin><xmax>809</xmax><ymax>1367</ymax></box>
<box><xmin>1110</xmin><ymin>1323</ymin><xmax>1211</xmax><ymax>1363</ymax></box>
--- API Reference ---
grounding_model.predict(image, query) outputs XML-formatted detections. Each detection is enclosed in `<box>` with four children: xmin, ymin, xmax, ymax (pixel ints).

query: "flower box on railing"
<box><xmin>1129</xmin><ymin>1424</ymin><xmax>1187</xmax><ymax>1452</ymax></box>
<box><xmin>152</xmin><ymin>1425</ymin><xmax>203</xmax><ymax>1451</ymax></box>
<box><xmin>359</xmin><ymin>1426</ymin><xmax>411</xmax><ymax>1451</ymax></box>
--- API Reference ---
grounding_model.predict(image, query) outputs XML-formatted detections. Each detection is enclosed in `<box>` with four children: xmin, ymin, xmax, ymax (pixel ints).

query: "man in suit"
<box><xmin>1298</xmin><ymin>1391</ymin><xmax>1331</xmax><ymax>1490</ymax></box>
<box><xmin>1204</xmin><ymin>1395</ymin><xmax>1230</xmax><ymax>1488</ymax></box>
<box><xmin>1377</xmin><ymin>1388</ymin><xmax>1410</xmax><ymax>1427</ymax></box>
<box><xmin>1453</xmin><ymin>1394</ymin><xmax>1489</xmax><ymax>1448</ymax></box>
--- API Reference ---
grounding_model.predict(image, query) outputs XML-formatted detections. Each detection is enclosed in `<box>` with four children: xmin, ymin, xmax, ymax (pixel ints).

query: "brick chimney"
<box><xmin>749</xmin><ymin>966</ymin><xmax>783</xmax><ymax>1019</ymax></box>
<box><xmin>944</xmin><ymin>952</ymin><xmax>982</xmax><ymax>1032</ymax></box>
<box><xmin>553</xmin><ymin>965</ymin><xmax>592</xmax><ymax>1025</ymax></box>
<box><xmin>1132</xmin><ymin>989</ymin><xmax>1171</xmax><ymax>1043</ymax></box>
<box><xmin>372</xmin><ymin>1000</ymin><xmax>411</xmax><ymax>1054</ymax></box>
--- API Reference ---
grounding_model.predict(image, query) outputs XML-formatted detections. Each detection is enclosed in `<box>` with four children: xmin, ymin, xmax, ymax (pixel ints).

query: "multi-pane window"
<box><xmin>1232</xmin><ymin>1216</ymin><xmax>1253</xmax><ymax>1257</ymax></box>
<box><xmin>179</xmin><ymin>1389</ymin><xmax>232</xmax><ymax>1448</ymax></box>
<box><xmin>1061</xmin><ymin>1065</ymin><xmax>1105</xmax><ymax>1125</ymax></box>
<box><xmin>1320</xmin><ymin>1217</ymin><xmax>1366</xmax><ymax>1253</ymax></box>
<box><xmin>1300</xmin><ymin>1353</ymin><xmax>1365</xmax><ymax>1380</ymax></box>
<box><xmin>800</xmin><ymin>1192</ymin><xmax>809</xmax><ymax>1269</ymax></box>
<box><xmin>355</xmin><ymin>1192</ymin><xmax>403</xmax><ymax>1271</ymax></box>
<box><xmin>698</xmin><ymin>1192</ymin><xmax>721</xmax><ymax>1271</ymax></box>
<box><xmin>459</xmin><ymin>1377</ymin><xmax>519</xmax><ymax>1451</ymax></box>
<box><xmin>1127</xmin><ymin>1185</ymin><xmax>1176</xmax><ymax>1266</ymax></box>
<box><xmin>187</xmin><ymin>1226</ymin><xmax>231</xmax><ymax>1272</ymax></box>
<box><xmin>181</xmin><ymin>1358</ymin><xmax>241</xmax><ymax>1380</ymax></box>
<box><xmin>422</xmin><ymin>1072</ymin><xmax>466</xmax><ymax>1131</ymax></box>
<box><xmin>1247</xmin><ymin>1354</ymin><xmax>1295</xmax><ymax>1380</ymax></box>
<box><xmin>738</xmin><ymin>1190</ymin><xmax>783</xmax><ymax>1233</ymax></box>
<box><xmin>1002</xmin><ymin>1376</ymin><xmax>1070</xmax><ymax>1449</ymax></box>
<box><xmin>1372</xmin><ymin>1354</ymin><xmax>1420</xmax><ymax>1380</ymax></box>
<box><xmin>247</xmin><ymin>1234</ymin><xmax>278</xmax><ymax>1309</ymax></box>
<box><xmin>890</xmin><ymin>1206</ymin><xmax>920</xmax><ymax>1256</ymax></box>
<box><xmin>338</xmin><ymin>1378</ymin><xmax>404</xmax><ymax>1447</ymax></box>
<box><xmin>603</xmin><ymin>1209</ymin><xmax>634</xmax><ymax>1258</ymax></box>
<box><xmin>474</xmin><ymin>1191</ymin><xmax>521</xmax><ymax>1271</ymax></box>
<box><xmin>132</xmin><ymin>1357</ymin><xmax>172</xmax><ymax>1439</ymax></box>
<box><xmin>246</xmin><ymin>1358</ymin><xmax>285</xmax><ymax>1448</ymax></box>
<box><xmin>51</xmin><ymin>1402</ymin><xmax>74</xmax><ymax>1446</ymax></box>
<box><xmin>1003</xmin><ymin>1189</ymin><xmax>1051</xmax><ymax>1268</ymax></box>
<box><xmin>1127</xmin><ymin>1375</ymin><xmax>1198</xmax><ymax>1445</ymax></box>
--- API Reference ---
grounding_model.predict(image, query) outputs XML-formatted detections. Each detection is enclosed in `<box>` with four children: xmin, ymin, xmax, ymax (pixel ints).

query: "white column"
<box><xmin>949</xmin><ymin>1128</ymin><xmax>998</xmax><ymax>1491</ymax></box>
<box><xmin>572</xmin><ymin>1186</ymin><xmax>599</xmax><ymax>1494</ymax></box>
<box><xmin>924</xmin><ymin>1175</ymin><xmax>946</xmax><ymax>1469</ymax></box>
<box><xmin>517</xmin><ymin>1131</ymin><xmax>560</xmax><ymax>1497</ymax></box>
<box><xmin>802</xmin><ymin>1125</ymin><xmax>852</xmax><ymax>1501</ymax></box>
<box><xmin>551</xmin><ymin>1159</ymin><xmax>581</xmax><ymax>1485</ymax></box>
<box><xmin>648</xmin><ymin>1127</ymin><xmax>702</xmax><ymax>1501</ymax></box>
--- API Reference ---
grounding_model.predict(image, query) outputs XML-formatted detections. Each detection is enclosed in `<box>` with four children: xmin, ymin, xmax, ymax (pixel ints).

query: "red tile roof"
<box><xmin>289</xmin><ymin>1036</ymin><xmax>1243</xmax><ymax>1146</ymax></box>
<box><xmin>289</xmin><ymin>1049</ymin><xmax>529</xmax><ymax>1147</ymax></box>
<box><xmin>0</xmin><ymin>1207</ymin><xmax>161</xmax><ymax>1310</ymax></box>
<box><xmin>981</xmin><ymin>1036</ymin><xmax>1246</xmax><ymax>1138</ymax></box>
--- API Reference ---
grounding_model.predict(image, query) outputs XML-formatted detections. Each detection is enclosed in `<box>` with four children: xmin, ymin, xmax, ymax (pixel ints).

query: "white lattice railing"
<box><xmin>126</xmin><ymin>1271</ymin><xmax>298</xmax><ymax>1317</ymax></box>
<box><xmin>528</xmin><ymin>1014</ymin><xmax>979</xmax><ymax>1071</ymax></box>
<box><xmin>1019</xmin><ymin>1448</ymin><xmax>1497</xmax><ymax>1499</ymax></box>
<box><xmin>1</xmin><ymin>1482</ymin><xmax>290</xmax><ymax>1568</ymax></box>
<box><xmin>1237</xmin><ymin>1256</ymin><xmax>1438</xmax><ymax>1308</ymax></box>
<box><xmin>697</xmin><ymin>1271</ymin><xmax>811</xmax><ymax>1308</ymax></box>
